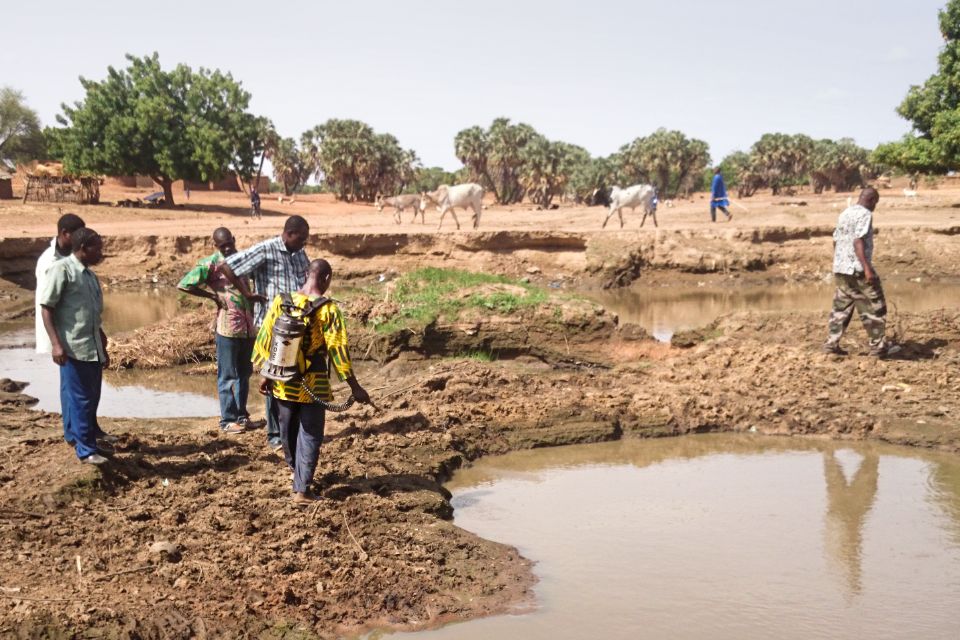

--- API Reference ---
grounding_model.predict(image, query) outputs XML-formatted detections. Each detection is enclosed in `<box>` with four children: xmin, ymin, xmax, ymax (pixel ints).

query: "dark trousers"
<box><xmin>275</xmin><ymin>398</ymin><xmax>326</xmax><ymax>494</ymax></box>
<box><xmin>215</xmin><ymin>334</ymin><xmax>253</xmax><ymax>428</ymax></box>
<box><xmin>710</xmin><ymin>205</ymin><xmax>731</xmax><ymax>222</ymax></box>
<box><xmin>266</xmin><ymin>394</ymin><xmax>281</xmax><ymax>445</ymax></box>
<box><xmin>59</xmin><ymin>358</ymin><xmax>102</xmax><ymax>459</ymax></box>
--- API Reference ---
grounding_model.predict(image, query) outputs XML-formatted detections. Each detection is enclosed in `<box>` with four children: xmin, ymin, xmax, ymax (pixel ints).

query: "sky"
<box><xmin>1</xmin><ymin>0</ymin><xmax>947</xmax><ymax>170</ymax></box>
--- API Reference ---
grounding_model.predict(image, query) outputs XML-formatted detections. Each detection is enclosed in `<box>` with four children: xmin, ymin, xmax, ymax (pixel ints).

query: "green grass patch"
<box><xmin>371</xmin><ymin>267</ymin><xmax>548</xmax><ymax>333</ymax></box>
<box><xmin>453</xmin><ymin>348</ymin><xmax>498</xmax><ymax>362</ymax></box>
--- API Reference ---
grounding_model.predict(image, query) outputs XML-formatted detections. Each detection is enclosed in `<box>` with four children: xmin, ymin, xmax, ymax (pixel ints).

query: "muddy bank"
<box><xmin>2</xmin><ymin>225</ymin><xmax>957</xmax><ymax>297</ymax></box>
<box><xmin>107</xmin><ymin>287</ymin><xmax>640</xmax><ymax>371</ymax></box>
<box><xmin>2</xmin><ymin>305</ymin><xmax>959</xmax><ymax>637</ymax></box>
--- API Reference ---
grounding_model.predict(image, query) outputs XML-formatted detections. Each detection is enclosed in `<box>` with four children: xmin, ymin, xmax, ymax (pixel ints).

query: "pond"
<box><xmin>381</xmin><ymin>435</ymin><xmax>960</xmax><ymax>640</ymax></box>
<box><xmin>587</xmin><ymin>278</ymin><xmax>960</xmax><ymax>341</ymax></box>
<box><xmin>2</xmin><ymin>290</ymin><xmax>219</xmax><ymax>418</ymax></box>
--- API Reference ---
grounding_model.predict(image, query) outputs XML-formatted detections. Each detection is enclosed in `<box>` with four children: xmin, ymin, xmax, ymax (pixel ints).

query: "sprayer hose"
<box><xmin>302</xmin><ymin>384</ymin><xmax>356</xmax><ymax>412</ymax></box>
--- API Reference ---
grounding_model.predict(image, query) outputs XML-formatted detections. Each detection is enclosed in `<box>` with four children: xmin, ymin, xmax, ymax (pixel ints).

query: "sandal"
<box><xmin>221</xmin><ymin>422</ymin><xmax>244</xmax><ymax>434</ymax></box>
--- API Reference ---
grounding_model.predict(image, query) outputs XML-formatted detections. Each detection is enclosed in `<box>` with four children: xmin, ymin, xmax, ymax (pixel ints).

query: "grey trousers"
<box><xmin>275</xmin><ymin>398</ymin><xmax>326</xmax><ymax>494</ymax></box>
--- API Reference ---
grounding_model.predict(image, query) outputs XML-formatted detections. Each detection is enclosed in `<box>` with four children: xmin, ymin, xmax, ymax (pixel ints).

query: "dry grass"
<box><xmin>109</xmin><ymin>311</ymin><xmax>215</xmax><ymax>369</ymax></box>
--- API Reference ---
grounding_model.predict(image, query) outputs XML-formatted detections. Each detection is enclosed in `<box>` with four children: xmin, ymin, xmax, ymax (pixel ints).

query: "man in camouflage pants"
<box><xmin>822</xmin><ymin>187</ymin><xmax>897</xmax><ymax>357</ymax></box>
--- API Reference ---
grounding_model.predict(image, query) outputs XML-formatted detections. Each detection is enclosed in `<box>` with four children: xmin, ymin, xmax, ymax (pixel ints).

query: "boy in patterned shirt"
<box><xmin>253</xmin><ymin>259</ymin><xmax>371</xmax><ymax>503</ymax></box>
<box><xmin>178</xmin><ymin>227</ymin><xmax>256</xmax><ymax>433</ymax></box>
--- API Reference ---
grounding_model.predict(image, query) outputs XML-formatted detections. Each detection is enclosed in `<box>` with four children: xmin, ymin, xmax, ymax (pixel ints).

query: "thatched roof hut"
<box><xmin>0</xmin><ymin>172</ymin><xmax>12</xmax><ymax>200</ymax></box>
<box><xmin>18</xmin><ymin>162</ymin><xmax>100</xmax><ymax>205</ymax></box>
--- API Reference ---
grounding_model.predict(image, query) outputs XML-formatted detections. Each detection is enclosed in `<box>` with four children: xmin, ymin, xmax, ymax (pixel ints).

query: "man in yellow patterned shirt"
<box><xmin>253</xmin><ymin>259</ymin><xmax>370</xmax><ymax>503</ymax></box>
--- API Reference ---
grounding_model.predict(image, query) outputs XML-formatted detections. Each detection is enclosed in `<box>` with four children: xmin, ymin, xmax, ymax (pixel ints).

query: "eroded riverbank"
<box><xmin>1</xmin><ymin>294</ymin><xmax>958</xmax><ymax>637</ymax></box>
<box><xmin>1</xmin><ymin>221</ymin><xmax>958</xmax><ymax>306</ymax></box>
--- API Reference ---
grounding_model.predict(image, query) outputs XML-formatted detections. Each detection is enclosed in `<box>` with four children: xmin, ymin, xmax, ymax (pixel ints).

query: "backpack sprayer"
<box><xmin>260</xmin><ymin>294</ymin><xmax>356</xmax><ymax>412</ymax></box>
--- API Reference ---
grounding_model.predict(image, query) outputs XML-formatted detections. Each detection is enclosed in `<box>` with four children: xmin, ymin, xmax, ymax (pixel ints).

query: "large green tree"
<box><xmin>873</xmin><ymin>0</ymin><xmax>960</xmax><ymax>173</ymax></box>
<box><xmin>520</xmin><ymin>138</ymin><xmax>590</xmax><ymax>207</ymax></box>
<box><xmin>615</xmin><ymin>128</ymin><xmax>711</xmax><ymax>198</ymax></box>
<box><xmin>719</xmin><ymin>150</ymin><xmax>765</xmax><ymax>198</ymax></box>
<box><xmin>50</xmin><ymin>53</ymin><xmax>263</xmax><ymax>205</ymax></box>
<box><xmin>454</xmin><ymin>125</ymin><xmax>496</xmax><ymax>198</ymax></box>
<box><xmin>454</xmin><ymin>118</ymin><xmax>539</xmax><ymax>204</ymax></box>
<box><xmin>301</xmin><ymin>119</ymin><xmax>418</xmax><ymax>201</ymax></box>
<box><xmin>271</xmin><ymin>137</ymin><xmax>316</xmax><ymax>196</ymax></box>
<box><xmin>809</xmin><ymin>138</ymin><xmax>872</xmax><ymax>193</ymax></box>
<box><xmin>746</xmin><ymin>133</ymin><xmax>813</xmax><ymax>195</ymax></box>
<box><xmin>409</xmin><ymin>166</ymin><xmax>460</xmax><ymax>193</ymax></box>
<box><xmin>569</xmin><ymin>155</ymin><xmax>617</xmax><ymax>205</ymax></box>
<box><xmin>0</xmin><ymin>87</ymin><xmax>46</xmax><ymax>167</ymax></box>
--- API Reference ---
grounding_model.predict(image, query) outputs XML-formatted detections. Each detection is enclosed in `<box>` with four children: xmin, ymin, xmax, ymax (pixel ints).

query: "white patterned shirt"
<box><xmin>224</xmin><ymin>236</ymin><xmax>309</xmax><ymax>326</ymax></box>
<box><xmin>832</xmin><ymin>205</ymin><xmax>873</xmax><ymax>275</ymax></box>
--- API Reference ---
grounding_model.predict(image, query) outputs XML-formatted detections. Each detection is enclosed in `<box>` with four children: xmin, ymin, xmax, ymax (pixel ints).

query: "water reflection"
<box><xmin>588</xmin><ymin>279</ymin><xmax>960</xmax><ymax>341</ymax></box>
<box><xmin>388</xmin><ymin>436</ymin><xmax>960</xmax><ymax>640</ymax></box>
<box><xmin>2</xmin><ymin>342</ymin><xmax>218</xmax><ymax>417</ymax></box>
<box><xmin>99</xmin><ymin>289</ymin><xmax>183</xmax><ymax>334</ymax></box>
<box><xmin>928</xmin><ymin>460</ymin><xmax>960</xmax><ymax>547</ymax></box>
<box><xmin>822</xmin><ymin>450</ymin><xmax>878</xmax><ymax>597</ymax></box>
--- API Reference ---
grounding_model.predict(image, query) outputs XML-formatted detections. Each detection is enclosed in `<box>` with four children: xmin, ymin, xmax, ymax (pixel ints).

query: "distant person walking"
<box><xmin>35</xmin><ymin>213</ymin><xmax>85</xmax><ymax>355</ymax></box>
<box><xmin>38</xmin><ymin>228</ymin><xmax>111</xmax><ymax>465</ymax></box>
<box><xmin>220</xmin><ymin>215</ymin><xmax>310</xmax><ymax>451</ymax></box>
<box><xmin>250</xmin><ymin>188</ymin><xmax>261</xmax><ymax>219</ymax></box>
<box><xmin>177</xmin><ymin>227</ymin><xmax>256</xmax><ymax>434</ymax></box>
<box><xmin>253</xmin><ymin>259</ymin><xmax>371</xmax><ymax>503</ymax></box>
<box><xmin>822</xmin><ymin>188</ymin><xmax>897</xmax><ymax>357</ymax></box>
<box><xmin>710</xmin><ymin>168</ymin><xmax>733</xmax><ymax>222</ymax></box>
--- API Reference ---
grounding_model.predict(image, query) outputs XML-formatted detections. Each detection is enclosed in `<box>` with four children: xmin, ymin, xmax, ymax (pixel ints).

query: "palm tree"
<box><xmin>455</xmin><ymin>126</ymin><xmax>496</xmax><ymax>199</ymax></box>
<box><xmin>301</xmin><ymin>119</ymin><xmax>417</xmax><ymax>201</ymax></box>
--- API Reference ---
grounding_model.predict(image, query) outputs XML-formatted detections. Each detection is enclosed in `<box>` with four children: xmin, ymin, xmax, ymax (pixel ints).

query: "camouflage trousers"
<box><xmin>824</xmin><ymin>272</ymin><xmax>887</xmax><ymax>351</ymax></box>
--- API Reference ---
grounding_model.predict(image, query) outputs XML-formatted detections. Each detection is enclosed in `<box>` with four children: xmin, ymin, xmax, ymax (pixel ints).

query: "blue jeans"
<box><xmin>215</xmin><ymin>334</ymin><xmax>254</xmax><ymax>428</ymax></box>
<box><xmin>59</xmin><ymin>358</ymin><xmax>103</xmax><ymax>459</ymax></box>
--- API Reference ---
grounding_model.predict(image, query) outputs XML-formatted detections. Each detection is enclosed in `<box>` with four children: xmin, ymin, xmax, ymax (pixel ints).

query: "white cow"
<box><xmin>420</xmin><ymin>183</ymin><xmax>484</xmax><ymax>230</ymax></box>
<box><xmin>903</xmin><ymin>188</ymin><xmax>918</xmax><ymax>200</ymax></box>
<box><xmin>376</xmin><ymin>193</ymin><xmax>424</xmax><ymax>224</ymax></box>
<box><xmin>603</xmin><ymin>184</ymin><xmax>658</xmax><ymax>229</ymax></box>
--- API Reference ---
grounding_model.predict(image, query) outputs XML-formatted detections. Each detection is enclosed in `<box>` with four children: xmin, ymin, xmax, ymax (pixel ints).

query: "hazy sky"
<box><xmin>2</xmin><ymin>0</ymin><xmax>946</xmax><ymax>169</ymax></box>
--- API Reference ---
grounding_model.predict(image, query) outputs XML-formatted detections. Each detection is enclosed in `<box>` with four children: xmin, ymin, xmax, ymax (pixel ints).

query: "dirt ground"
<box><xmin>1</xmin><ymin>182</ymin><xmax>959</xmax><ymax>311</ymax></box>
<box><xmin>3</xmin><ymin>181</ymin><xmax>960</xmax><ymax>238</ymax></box>
<box><xmin>2</xmin><ymin>301</ymin><xmax>959</xmax><ymax>638</ymax></box>
<box><xmin>1</xmin><ymin>184</ymin><xmax>959</xmax><ymax>638</ymax></box>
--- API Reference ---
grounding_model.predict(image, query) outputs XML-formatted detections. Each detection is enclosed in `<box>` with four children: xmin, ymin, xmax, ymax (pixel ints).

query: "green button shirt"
<box><xmin>37</xmin><ymin>254</ymin><xmax>105</xmax><ymax>362</ymax></box>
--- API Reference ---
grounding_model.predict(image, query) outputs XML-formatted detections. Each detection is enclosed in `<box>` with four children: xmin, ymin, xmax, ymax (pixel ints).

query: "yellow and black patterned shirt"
<box><xmin>252</xmin><ymin>292</ymin><xmax>353</xmax><ymax>403</ymax></box>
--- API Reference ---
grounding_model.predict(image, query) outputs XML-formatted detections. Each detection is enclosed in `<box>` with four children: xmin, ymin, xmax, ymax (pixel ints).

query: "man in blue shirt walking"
<box><xmin>710</xmin><ymin>168</ymin><xmax>733</xmax><ymax>222</ymax></box>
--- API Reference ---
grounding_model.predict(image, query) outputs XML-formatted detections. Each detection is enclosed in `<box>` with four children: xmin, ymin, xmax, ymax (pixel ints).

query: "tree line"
<box><xmin>5</xmin><ymin>7</ymin><xmax>960</xmax><ymax>209</ymax></box>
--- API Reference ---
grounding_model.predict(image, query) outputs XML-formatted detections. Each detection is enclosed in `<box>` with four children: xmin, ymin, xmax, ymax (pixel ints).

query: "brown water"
<box><xmin>2</xmin><ymin>290</ymin><xmax>219</xmax><ymax>417</ymax></box>
<box><xmin>380</xmin><ymin>435</ymin><xmax>960</xmax><ymax>640</ymax></box>
<box><xmin>99</xmin><ymin>289</ymin><xmax>184</xmax><ymax>334</ymax></box>
<box><xmin>588</xmin><ymin>279</ymin><xmax>960</xmax><ymax>341</ymax></box>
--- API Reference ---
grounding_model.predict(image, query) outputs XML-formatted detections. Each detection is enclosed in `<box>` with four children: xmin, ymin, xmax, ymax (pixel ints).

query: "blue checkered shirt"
<box><xmin>224</xmin><ymin>236</ymin><xmax>309</xmax><ymax>325</ymax></box>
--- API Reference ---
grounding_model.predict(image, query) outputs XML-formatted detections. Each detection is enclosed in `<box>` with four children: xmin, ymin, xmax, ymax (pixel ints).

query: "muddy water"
<box><xmin>588</xmin><ymin>279</ymin><xmax>960</xmax><ymax>341</ymax></box>
<box><xmin>386</xmin><ymin>435</ymin><xmax>960</xmax><ymax>640</ymax></box>
<box><xmin>2</xmin><ymin>291</ymin><xmax>218</xmax><ymax>417</ymax></box>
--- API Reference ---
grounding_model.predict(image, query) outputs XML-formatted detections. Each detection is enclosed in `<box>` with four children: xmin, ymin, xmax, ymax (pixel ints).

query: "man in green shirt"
<box><xmin>38</xmin><ymin>228</ymin><xmax>110</xmax><ymax>465</ymax></box>
<box><xmin>178</xmin><ymin>227</ymin><xmax>256</xmax><ymax>434</ymax></box>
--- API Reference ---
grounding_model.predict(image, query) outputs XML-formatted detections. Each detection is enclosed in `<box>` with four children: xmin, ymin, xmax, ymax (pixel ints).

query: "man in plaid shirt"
<box><xmin>221</xmin><ymin>215</ymin><xmax>310</xmax><ymax>450</ymax></box>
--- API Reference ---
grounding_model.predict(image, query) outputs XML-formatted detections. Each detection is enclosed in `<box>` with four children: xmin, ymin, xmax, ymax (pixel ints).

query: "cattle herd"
<box><xmin>376</xmin><ymin>182</ymin><xmax>658</xmax><ymax>230</ymax></box>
